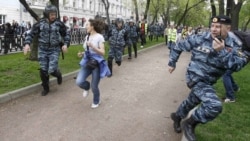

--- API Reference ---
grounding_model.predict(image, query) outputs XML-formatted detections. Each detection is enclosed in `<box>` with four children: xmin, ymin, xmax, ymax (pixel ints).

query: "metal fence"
<box><xmin>0</xmin><ymin>28</ymin><xmax>87</xmax><ymax>54</ymax></box>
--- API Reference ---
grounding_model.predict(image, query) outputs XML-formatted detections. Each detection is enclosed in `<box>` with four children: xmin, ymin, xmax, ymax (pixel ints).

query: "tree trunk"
<box><xmin>230</xmin><ymin>1</ymin><xmax>243</xmax><ymax>30</ymax></box>
<box><xmin>50</xmin><ymin>0</ymin><xmax>60</xmax><ymax>19</ymax></box>
<box><xmin>243</xmin><ymin>17</ymin><xmax>250</xmax><ymax>31</ymax></box>
<box><xmin>19</xmin><ymin>0</ymin><xmax>40</xmax><ymax>61</ymax></box>
<box><xmin>19</xmin><ymin>0</ymin><xmax>39</xmax><ymax>21</ymax></box>
<box><xmin>210</xmin><ymin>0</ymin><xmax>216</xmax><ymax>17</ymax></box>
<box><xmin>218</xmin><ymin>0</ymin><xmax>224</xmax><ymax>15</ymax></box>
<box><xmin>151</xmin><ymin>14</ymin><xmax>157</xmax><ymax>25</ymax></box>
<box><xmin>132</xmin><ymin>0</ymin><xmax>139</xmax><ymax>22</ymax></box>
<box><xmin>143</xmin><ymin>0</ymin><xmax>150</xmax><ymax>20</ymax></box>
<box><xmin>101</xmin><ymin>0</ymin><xmax>110</xmax><ymax>25</ymax></box>
<box><xmin>226</xmin><ymin>0</ymin><xmax>231</xmax><ymax>16</ymax></box>
<box><xmin>29</xmin><ymin>35</ymin><xmax>39</xmax><ymax>61</ymax></box>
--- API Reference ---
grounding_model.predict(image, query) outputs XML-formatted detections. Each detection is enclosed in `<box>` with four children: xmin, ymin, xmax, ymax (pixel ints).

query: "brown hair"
<box><xmin>88</xmin><ymin>19</ymin><xmax>105</xmax><ymax>34</ymax></box>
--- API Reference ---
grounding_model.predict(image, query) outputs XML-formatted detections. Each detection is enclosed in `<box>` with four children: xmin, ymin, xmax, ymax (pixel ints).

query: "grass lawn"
<box><xmin>196</xmin><ymin>64</ymin><xmax>250</xmax><ymax>141</ymax></box>
<box><xmin>0</xmin><ymin>37</ymin><xmax>165</xmax><ymax>95</ymax></box>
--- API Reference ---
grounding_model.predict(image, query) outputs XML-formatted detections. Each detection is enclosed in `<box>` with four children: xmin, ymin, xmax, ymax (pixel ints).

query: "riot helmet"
<box><xmin>128</xmin><ymin>19</ymin><xmax>134</xmax><ymax>25</ymax></box>
<box><xmin>43</xmin><ymin>5</ymin><xmax>58</xmax><ymax>19</ymax></box>
<box><xmin>116</xmin><ymin>18</ymin><xmax>124</xmax><ymax>24</ymax></box>
<box><xmin>115</xmin><ymin>18</ymin><xmax>124</xmax><ymax>29</ymax></box>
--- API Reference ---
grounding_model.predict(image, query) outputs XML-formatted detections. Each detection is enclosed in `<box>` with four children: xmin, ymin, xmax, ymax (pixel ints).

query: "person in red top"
<box><xmin>139</xmin><ymin>20</ymin><xmax>147</xmax><ymax>48</ymax></box>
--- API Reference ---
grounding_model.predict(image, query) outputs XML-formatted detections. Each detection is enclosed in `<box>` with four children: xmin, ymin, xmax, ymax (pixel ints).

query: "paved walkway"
<box><xmin>0</xmin><ymin>45</ymin><xmax>191</xmax><ymax>141</ymax></box>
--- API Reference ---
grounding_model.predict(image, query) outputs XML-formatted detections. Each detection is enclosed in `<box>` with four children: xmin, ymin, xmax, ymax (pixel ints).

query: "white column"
<box><xmin>86</xmin><ymin>0</ymin><xmax>89</xmax><ymax>10</ymax></box>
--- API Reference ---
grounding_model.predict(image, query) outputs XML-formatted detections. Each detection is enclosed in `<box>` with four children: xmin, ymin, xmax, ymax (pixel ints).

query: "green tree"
<box><xmin>149</xmin><ymin>0</ymin><xmax>161</xmax><ymax>24</ymax></box>
<box><xmin>132</xmin><ymin>0</ymin><xmax>139</xmax><ymax>22</ymax></box>
<box><xmin>183</xmin><ymin>5</ymin><xmax>209</xmax><ymax>27</ymax></box>
<box><xmin>239</xmin><ymin>1</ymin><xmax>250</xmax><ymax>31</ymax></box>
<box><xmin>167</xmin><ymin>0</ymin><xmax>206</xmax><ymax>26</ymax></box>
<box><xmin>143</xmin><ymin>0</ymin><xmax>151</xmax><ymax>20</ymax></box>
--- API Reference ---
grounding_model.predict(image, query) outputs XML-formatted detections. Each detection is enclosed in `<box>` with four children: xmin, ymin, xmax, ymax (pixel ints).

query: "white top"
<box><xmin>83</xmin><ymin>33</ymin><xmax>105</xmax><ymax>54</ymax></box>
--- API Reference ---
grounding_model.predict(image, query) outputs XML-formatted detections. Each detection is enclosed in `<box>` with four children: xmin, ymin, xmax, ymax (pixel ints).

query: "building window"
<box><xmin>90</xmin><ymin>1</ymin><xmax>92</xmax><ymax>11</ymax></box>
<box><xmin>82</xmin><ymin>0</ymin><xmax>85</xmax><ymax>9</ymax></box>
<box><xmin>0</xmin><ymin>15</ymin><xmax>6</xmax><ymax>24</ymax></box>
<box><xmin>73</xmin><ymin>1</ymin><xmax>76</xmax><ymax>7</ymax></box>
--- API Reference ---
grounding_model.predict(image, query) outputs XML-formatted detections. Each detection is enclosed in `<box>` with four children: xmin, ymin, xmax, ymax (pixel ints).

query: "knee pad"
<box><xmin>83</xmin><ymin>81</ymin><xmax>90</xmax><ymax>90</ymax></box>
<box><xmin>116</xmin><ymin>61</ymin><xmax>121</xmax><ymax>66</ymax></box>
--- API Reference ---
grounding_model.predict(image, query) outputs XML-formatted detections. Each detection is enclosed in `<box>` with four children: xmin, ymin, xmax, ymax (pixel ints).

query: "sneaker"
<box><xmin>140</xmin><ymin>45</ymin><xmax>144</xmax><ymax>48</ymax></box>
<box><xmin>82</xmin><ymin>90</ymin><xmax>89</xmax><ymax>98</ymax></box>
<box><xmin>107</xmin><ymin>74</ymin><xmax>112</xmax><ymax>78</ymax></box>
<box><xmin>128</xmin><ymin>56</ymin><xmax>132</xmax><ymax>59</ymax></box>
<box><xmin>91</xmin><ymin>101</ymin><xmax>101</xmax><ymax>109</ymax></box>
<box><xmin>224</xmin><ymin>98</ymin><xmax>235</xmax><ymax>103</ymax></box>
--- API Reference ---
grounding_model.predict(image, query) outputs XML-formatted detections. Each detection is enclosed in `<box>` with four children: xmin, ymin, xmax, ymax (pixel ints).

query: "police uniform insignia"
<box><xmin>212</xmin><ymin>17</ymin><xmax>218</xmax><ymax>22</ymax></box>
<box><xmin>237</xmin><ymin>51</ymin><xmax>243</xmax><ymax>57</ymax></box>
<box><xmin>197</xmin><ymin>46</ymin><xmax>210</xmax><ymax>53</ymax></box>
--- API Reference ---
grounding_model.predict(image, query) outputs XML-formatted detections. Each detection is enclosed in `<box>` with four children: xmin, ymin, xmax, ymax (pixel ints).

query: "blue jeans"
<box><xmin>222</xmin><ymin>70</ymin><xmax>239</xmax><ymax>100</ymax></box>
<box><xmin>76</xmin><ymin>65</ymin><xmax>101</xmax><ymax>104</ymax></box>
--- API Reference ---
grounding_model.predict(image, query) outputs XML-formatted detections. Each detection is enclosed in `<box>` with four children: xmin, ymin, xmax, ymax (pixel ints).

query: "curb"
<box><xmin>0</xmin><ymin>70</ymin><xmax>79</xmax><ymax>104</ymax></box>
<box><xmin>0</xmin><ymin>43</ymin><xmax>165</xmax><ymax>104</ymax></box>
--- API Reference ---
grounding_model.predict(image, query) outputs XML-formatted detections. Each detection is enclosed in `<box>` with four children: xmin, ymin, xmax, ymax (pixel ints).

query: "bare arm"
<box><xmin>88</xmin><ymin>41</ymin><xmax>105</xmax><ymax>56</ymax></box>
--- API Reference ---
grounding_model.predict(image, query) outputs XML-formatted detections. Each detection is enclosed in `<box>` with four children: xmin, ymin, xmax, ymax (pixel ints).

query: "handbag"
<box><xmin>86</xmin><ymin>58</ymin><xmax>99</xmax><ymax>70</ymax></box>
<box><xmin>85</xmin><ymin>34</ymin><xmax>99</xmax><ymax>69</ymax></box>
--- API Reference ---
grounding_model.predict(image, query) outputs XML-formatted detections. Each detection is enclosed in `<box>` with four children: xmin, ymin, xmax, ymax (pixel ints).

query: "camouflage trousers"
<box><xmin>108</xmin><ymin>46</ymin><xmax>123</xmax><ymax>62</ymax></box>
<box><xmin>176</xmin><ymin>81</ymin><xmax>222</xmax><ymax>123</ymax></box>
<box><xmin>38</xmin><ymin>47</ymin><xmax>60</xmax><ymax>73</ymax></box>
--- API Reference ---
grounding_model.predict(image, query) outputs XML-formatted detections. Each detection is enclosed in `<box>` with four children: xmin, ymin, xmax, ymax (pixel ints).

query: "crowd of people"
<box><xmin>19</xmin><ymin>4</ymin><xmax>250</xmax><ymax>141</ymax></box>
<box><xmin>0</xmin><ymin>20</ymin><xmax>32</xmax><ymax>54</ymax></box>
<box><xmin>0</xmin><ymin>20</ymin><xmax>31</xmax><ymax>36</ymax></box>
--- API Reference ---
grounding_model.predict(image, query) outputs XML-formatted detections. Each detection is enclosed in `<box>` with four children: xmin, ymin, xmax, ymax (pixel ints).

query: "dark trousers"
<box><xmin>140</xmin><ymin>34</ymin><xmax>146</xmax><ymax>46</ymax></box>
<box><xmin>165</xmin><ymin>35</ymin><xmax>168</xmax><ymax>45</ymax></box>
<box><xmin>128</xmin><ymin>42</ymin><xmax>137</xmax><ymax>58</ymax></box>
<box><xmin>222</xmin><ymin>70</ymin><xmax>239</xmax><ymax>100</ymax></box>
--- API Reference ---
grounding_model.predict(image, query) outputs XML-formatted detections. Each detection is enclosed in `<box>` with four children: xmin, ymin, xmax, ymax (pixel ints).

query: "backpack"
<box><xmin>233</xmin><ymin>30</ymin><xmax>250</xmax><ymax>51</ymax></box>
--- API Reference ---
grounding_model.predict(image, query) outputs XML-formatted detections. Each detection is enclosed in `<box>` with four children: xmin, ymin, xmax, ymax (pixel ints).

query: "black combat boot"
<box><xmin>108</xmin><ymin>59</ymin><xmax>113</xmax><ymax>77</ymax></box>
<box><xmin>128</xmin><ymin>47</ymin><xmax>132</xmax><ymax>59</ymax></box>
<box><xmin>51</xmin><ymin>69</ymin><xmax>62</xmax><ymax>85</ymax></box>
<box><xmin>115</xmin><ymin>61</ymin><xmax>121</xmax><ymax>66</ymax></box>
<box><xmin>40</xmin><ymin>70</ymin><xmax>50</xmax><ymax>96</ymax></box>
<box><xmin>134</xmin><ymin>46</ymin><xmax>137</xmax><ymax>58</ymax></box>
<box><xmin>171</xmin><ymin>113</ymin><xmax>182</xmax><ymax>133</ymax></box>
<box><xmin>182</xmin><ymin>116</ymin><xmax>199</xmax><ymax>141</ymax></box>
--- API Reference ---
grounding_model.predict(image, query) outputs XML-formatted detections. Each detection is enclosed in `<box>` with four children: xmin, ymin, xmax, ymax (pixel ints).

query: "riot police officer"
<box><xmin>168</xmin><ymin>15</ymin><xmax>250</xmax><ymax>141</ymax></box>
<box><xmin>126</xmin><ymin>19</ymin><xmax>139</xmax><ymax>59</ymax></box>
<box><xmin>107</xmin><ymin>18</ymin><xmax>128</xmax><ymax>77</ymax></box>
<box><xmin>24</xmin><ymin>5</ymin><xmax>71</xmax><ymax>96</ymax></box>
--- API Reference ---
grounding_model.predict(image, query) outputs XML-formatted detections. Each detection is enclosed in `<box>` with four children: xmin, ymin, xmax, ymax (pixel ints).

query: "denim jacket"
<box><xmin>80</xmin><ymin>53</ymin><xmax>111</xmax><ymax>78</ymax></box>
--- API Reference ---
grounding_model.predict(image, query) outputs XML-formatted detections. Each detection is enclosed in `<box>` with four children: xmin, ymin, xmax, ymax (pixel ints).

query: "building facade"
<box><xmin>0</xmin><ymin>0</ymin><xmax>133</xmax><ymax>28</ymax></box>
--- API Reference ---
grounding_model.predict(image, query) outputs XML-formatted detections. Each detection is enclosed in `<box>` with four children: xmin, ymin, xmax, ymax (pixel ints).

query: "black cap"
<box><xmin>211</xmin><ymin>15</ymin><xmax>232</xmax><ymax>25</ymax></box>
